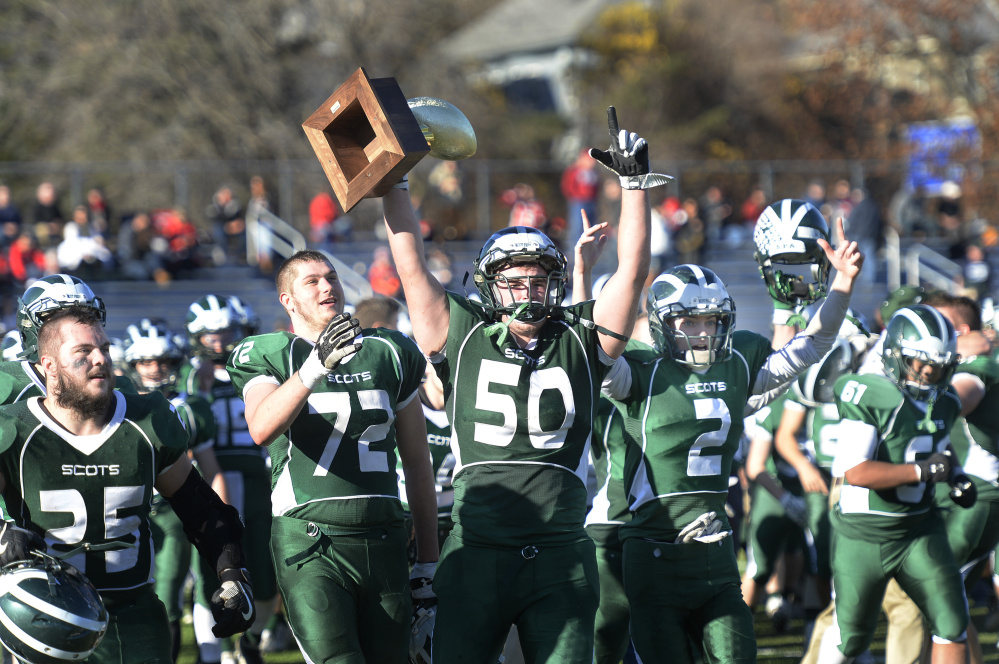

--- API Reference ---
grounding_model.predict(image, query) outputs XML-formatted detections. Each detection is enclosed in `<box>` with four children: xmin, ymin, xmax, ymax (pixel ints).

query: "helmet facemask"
<box><xmin>884</xmin><ymin>344</ymin><xmax>958</xmax><ymax>402</ymax></box>
<box><xmin>753</xmin><ymin>199</ymin><xmax>831</xmax><ymax>306</ymax></box>
<box><xmin>647</xmin><ymin>265</ymin><xmax>736</xmax><ymax>369</ymax></box>
<box><xmin>472</xmin><ymin>228</ymin><xmax>567</xmax><ymax>323</ymax></box>
<box><xmin>186</xmin><ymin>295</ymin><xmax>243</xmax><ymax>363</ymax></box>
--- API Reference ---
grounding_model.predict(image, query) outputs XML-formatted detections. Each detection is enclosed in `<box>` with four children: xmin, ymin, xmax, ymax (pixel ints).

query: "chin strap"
<box><xmin>557</xmin><ymin>309</ymin><xmax>630</xmax><ymax>343</ymax></box>
<box><xmin>918</xmin><ymin>393</ymin><xmax>939</xmax><ymax>434</ymax></box>
<box><xmin>484</xmin><ymin>302</ymin><xmax>530</xmax><ymax>346</ymax></box>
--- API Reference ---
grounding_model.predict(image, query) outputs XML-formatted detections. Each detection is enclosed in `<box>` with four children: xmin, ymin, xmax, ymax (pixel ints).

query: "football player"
<box><xmin>600</xmin><ymin>205</ymin><xmax>862</xmax><ymax>662</ymax></box>
<box><xmin>227</xmin><ymin>250</ymin><xmax>439</xmax><ymax>664</ymax></box>
<box><xmin>817</xmin><ymin>304</ymin><xmax>969</xmax><ymax>664</ymax></box>
<box><xmin>124</xmin><ymin>318</ymin><xmax>227</xmax><ymax>661</ymax></box>
<box><xmin>0</xmin><ymin>274</ymin><xmax>139</xmax><ymax>402</ymax></box>
<box><xmin>381</xmin><ymin>107</ymin><xmax>659</xmax><ymax>662</ymax></box>
<box><xmin>0</xmin><ymin>306</ymin><xmax>254</xmax><ymax>664</ymax></box>
<box><xmin>182</xmin><ymin>294</ymin><xmax>278</xmax><ymax>664</ymax></box>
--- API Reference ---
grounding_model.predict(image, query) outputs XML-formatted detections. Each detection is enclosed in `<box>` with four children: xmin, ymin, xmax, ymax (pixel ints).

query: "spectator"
<box><xmin>308</xmin><ymin>191</ymin><xmax>338</xmax><ymax>248</ymax></box>
<box><xmin>352</xmin><ymin>296</ymin><xmax>401</xmax><ymax>330</ymax></box>
<box><xmin>426</xmin><ymin>245</ymin><xmax>453</xmax><ymax>289</ymax></box>
<box><xmin>206</xmin><ymin>186</ymin><xmax>244</xmax><ymax>264</ymax></box>
<box><xmin>962</xmin><ymin>242</ymin><xmax>991</xmax><ymax>303</ymax></box>
<box><xmin>0</xmin><ymin>185</ymin><xmax>22</xmax><ymax>251</ymax></box>
<box><xmin>561</xmin><ymin>149</ymin><xmax>601</xmax><ymax>256</ymax></box>
<box><xmin>829</xmin><ymin>179</ymin><xmax>854</xmax><ymax>223</ymax></box>
<box><xmin>699</xmin><ymin>185</ymin><xmax>732</xmax><ymax>246</ymax></box>
<box><xmin>246</xmin><ymin>175</ymin><xmax>274</xmax><ymax>273</ymax></box>
<box><xmin>672</xmin><ymin>197</ymin><xmax>706</xmax><ymax>265</ymax></box>
<box><xmin>649</xmin><ymin>197</ymin><xmax>673</xmax><ymax>274</ymax></box>
<box><xmin>937</xmin><ymin>180</ymin><xmax>964</xmax><ymax>259</ymax></box>
<box><xmin>888</xmin><ymin>184</ymin><xmax>933</xmax><ymax>240</ymax></box>
<box><xmin>31</xmin><ymin>181</ymin><xmax>63</xmax><ymax>249</ymax></box>
<box><xmin>117</xmin><ymin>212</ymin><xmax>166</xmax><ymax>281</ymax></box>
<box><xmin>86</xmin><ymin>188</ymin><xmax>110</xmax><ymax>239</ymax></box>
<box><xmin>740</xmin><ymin>187</ymin><xmax>767</xmax><ymax>228</ymax></box>
<box><xmin>426</xmin><ymin>161</ymin><xmax>465</xmax><ymax>234</ymax></box>
<box><xmin>844</xmin><ymin>188</ymin><xmax>881</xmax><ymax>285</ymax></box>
<box><xmin>501</xmin><ymin>183</ymin><xmax>547</xmax><ymax>230</ymax></box>
<box><xmin>152</xmin><ymin>208</ymin><xmax>199</xmax><ymax>279</ymax></box>
<box><xmin>8</xmin><ymin>232</ymin><xmax>46</xmax><ymax>287</ymax></box>
<box><xmin>368</xmin><ymin>245</ymin><xmax>402</xmax><ymax>298</ymax></box>
<box><xmin>804</xmin><ymin>179</ymin><xmax>826</xmax><ymax>209</ymax></box>
<box><xmin>56</xmin><ymin>218</ymin><xmax>113</xmax><ymax>281</ymax></box>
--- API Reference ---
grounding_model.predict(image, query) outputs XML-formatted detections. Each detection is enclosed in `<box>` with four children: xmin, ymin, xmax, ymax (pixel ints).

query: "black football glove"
<box><xmin>949</xmin><ymin>473</ymin><xmax>977</xmax><ymax>509</ymax></box>
<box><xmin>298</xmin><ymin>313</ymin><xmax>363</xmax><ymax>389</ymax></box>
<box><xmin>589</xmin><ymin>107</ymin><xmax>649</xmax><ymax>180</ymax></box>
<box><xmin>914</xmin><ymin>452</ymin><xmax>952</xmax><ymax>484</ymax></box>
<box><xmin>211</xmin><ymin>568</ymin><xmax>255</xmax><ymax>638</ymax></box>
<box><xmin>0</xmin><ymin>522</ymin><xmax>46</xmax><ymax>567</ymax></box>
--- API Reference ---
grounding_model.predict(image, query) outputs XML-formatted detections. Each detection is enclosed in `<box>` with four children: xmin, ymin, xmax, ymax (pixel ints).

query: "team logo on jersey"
<box><xmin>503</xmin><ymin>347</ymin><xmax>546</xmax><ymax>367</ymax></box>
<box><xmin>685</xmin><ymin>381</ymin><xmax>727</xmax><ymax>394</ymax></box>
<box><xmin>62</xmin><ymin>464</ymin><xmax>121</xmax><ymax>476</ymax></box>
<box><xmin>325</xmin><ymin>370</ymin><xmax>373</xmax><ymax>385</ymax></box>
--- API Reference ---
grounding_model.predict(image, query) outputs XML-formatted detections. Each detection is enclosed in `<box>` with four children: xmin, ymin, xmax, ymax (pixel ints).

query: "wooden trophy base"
<box><xmin>303</xmin><ymin>68</ymin><xmax>430</xmax><ymax>212</ymax></box>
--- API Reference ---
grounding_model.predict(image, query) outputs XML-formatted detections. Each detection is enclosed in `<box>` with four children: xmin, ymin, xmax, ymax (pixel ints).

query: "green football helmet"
<box><xmin>227</xmin><ymin>296</ymin><xmax>260</xmax><ymax>337</ymax></box>
<box><xmin>882</xmin><ymin>304</ymin><xmax>959</xmax><ymax>402</ymax></box>
<box><xmin>186</xmin><ymin>294</ymin><xmax>242</xmax><ymax>362</ymax></box>
<box><xmin>16</xmin><ymin>274</ymin><xmax>107</xmax><ymax>363</ymax></box>
<box><xmin>0</xmin><ymin>552</ymin><xmax>108</xmax><ymax>664</ymax></box>
<box><xmin>793</xmin><ymin>337</ymin><xmax>854</xmax><ymax>406</ymax></box>
<box><xmin>753</xmin><ymin>199</ymin><xmax>831</xmax><ymax>306</ymax></box>
<box><xmin>647</xmin><ymin>264</ymin><xmax>736</xmax><ymax>368</ymax></box>
<box><xmin>124</xmin><ymin>318</ymin><xmax>185</xmax><ymax>392</ymax></box>
<box><xmin>1</xmin><ymin>329</ymin><xmax>24</xmax><ymax>361</ymax></box>
<box><xmin>472</xmin><ymin>226</ymin><xmax>567</xmax><ymax>323</ymax></box>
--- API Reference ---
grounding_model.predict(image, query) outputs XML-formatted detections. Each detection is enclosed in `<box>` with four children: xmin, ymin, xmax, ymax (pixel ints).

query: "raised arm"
<box><xmin>589</xmin><ymin>108</ymin><xmax>655</xmax><ymax>358</ymax></box>
<box><xmin>383</xmin><ymin>187</ymin><xmax>450</xmax><ymax>355</ymax></box>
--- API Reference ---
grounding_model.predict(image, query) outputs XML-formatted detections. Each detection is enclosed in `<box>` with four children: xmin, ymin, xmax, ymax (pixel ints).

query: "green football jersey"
<box><xmin>227</xmin><ymin>328</ymin><xmax>424</xmax><ymax>528</ymax></box>
<box><xmin>0</xmin><ymin>391</ymin><xmax>186</xmax><ymax>592</ymax></box>
<box><xmin>0</xmin><ymin>360</ymin><xmax>137</xmax><ymax>405</ymax></box>
<box><xmin>436</xmin><ymin>293</ymin><xmax>611</xmax><ymax>547</ymax></box>
<box><xmin>804</xmin><ymin>400</ymin><xmax>843</xmax><ymax>473</ymax></box>
<box><xmin>585</xmin><ymin>397</ymin><xmax>632</xmax><ymax>538</ymax></box>
<box><xmin>615</xmin><ymin>331</ymin><xmax>774</xmax><ymax>542</ymax></box>
<box><xmin>832</xmin><ymin>372</ymin><xmax>961</xmax><ymax>539</ymax></box>
<box><xmin>949</xmin><ymin>350</ymin><xmax>999</xmax><ymax>483</ymax></box>
<box><xmin>398</xmin><ymin>402</ymin><xmax>454</xmax><ymax>517</ymax></box>
<box><xmin>169</xmin><ymin>392</ymin><xmax>217</xmax><ymax>454</ymax></box>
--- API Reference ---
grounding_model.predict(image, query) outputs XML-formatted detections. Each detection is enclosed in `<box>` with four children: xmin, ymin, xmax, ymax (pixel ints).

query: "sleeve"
<box><xmin>831</xmin><ymin>375</ymin><xmax>881</xmax><ymax>477</ymax></box>
<box><xmin>147</xmin><ymin>393</ymin><xmax>189</xmax><ymax>474</ymax></box>
<box><xmin>382</xmin><ymin>329</ymin><xmax>426</xmax><ymax>408</ymax></box>
<box><xmin>226</xmin><ymin>333</ymin><xmax>295</xmax><ymax>399</ymax></box>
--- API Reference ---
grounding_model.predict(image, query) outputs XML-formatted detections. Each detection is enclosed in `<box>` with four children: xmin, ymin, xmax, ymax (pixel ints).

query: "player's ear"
<box><xmin>278</xmin><ymin>290</ymin><xmax>294</xmax><ymax>314</ymax></box>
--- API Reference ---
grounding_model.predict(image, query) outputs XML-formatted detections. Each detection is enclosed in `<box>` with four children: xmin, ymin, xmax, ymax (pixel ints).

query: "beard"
<box><xmin>53</xmin><ymin>367</ymin><xmax>115</xmax><ymax>415</ymax></box>
<box><xmin>293</xmin><ymin>294</ymin><xmax>337</xmax><ymax>333</ymax></box>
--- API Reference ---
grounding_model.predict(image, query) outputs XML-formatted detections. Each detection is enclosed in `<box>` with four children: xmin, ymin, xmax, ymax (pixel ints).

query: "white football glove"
<box><xmin>676</xmin><ymin>511</ymin><xmax>732</xmax><ymax>544</ymax></box>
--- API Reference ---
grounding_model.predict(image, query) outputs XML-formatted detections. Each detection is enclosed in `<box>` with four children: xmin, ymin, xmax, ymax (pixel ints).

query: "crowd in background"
<box><xmin>0</xmin><ymin>163</ymin><xmax>993</xmax><ymax>325</ymax></box>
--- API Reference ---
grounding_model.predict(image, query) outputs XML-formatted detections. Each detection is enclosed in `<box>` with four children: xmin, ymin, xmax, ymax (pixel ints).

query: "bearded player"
<box><xmin>0</xmin><ymin>306</ymin><xmax>254</xmax><ymax>664</ymax></box>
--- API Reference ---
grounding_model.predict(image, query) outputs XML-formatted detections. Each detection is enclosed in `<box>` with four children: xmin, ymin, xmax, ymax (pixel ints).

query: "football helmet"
<box><xmin>186</xmin><ymin>294</ymin><xmax>242</xmax><ymax>362</ymax></box>
<box><xmin>472</xmin><ymin>227</ymin><xmax>567</xmax><ymax>323</ymax></box>
<box><xmin>1</xmin><ymin>330</ymin><xmax>24</xmax><ymax>361</ymax></box>
<box><xmin>16</xmin><ymin>274</ymin><xmax>107</xmax><ymax>363</ymax></box>
<box><xmin>0</xmin><ymin>552</ymin><xmax>108</xmax><ymax>664</ymax></box>
<box><xmin>793</xmin><ymin>337</ymin><xmax>854</xmax><ymax>406</ymax></box>
<box><xmin>227</xmin><ymin>296</ymin><xmax>260</xmax><ymax>337</ymax></box>
<box><xmin>124</xmin><ymin>318</ymin><xmax>185</xmax><ymax>392</ymax></box>
<box><xmin>647</xmin><ymin>264</ymin><xmax>736</xmax><ymax>367</ymax></box>
<box><xmin>753</xmin><ymin>199</ymin><xmax>831</xmax><ymax>306</ymax></box>
<box><xmin>882</xmin><ymin>304</ymin><xmax>959</xmax><ymax>402</ymax></box>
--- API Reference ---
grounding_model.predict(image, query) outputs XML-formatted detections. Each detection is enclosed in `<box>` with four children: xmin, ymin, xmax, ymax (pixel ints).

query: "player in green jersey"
<box><xmin>0</xmin><ymin>306</ymin><xmax>254</xmax><ymax>664</ymax></box>
<box><xmin>0</xmin><ymin>274</ymin><xmax>139</xmax><ymax>403</ymax></box>
<box><xmin>601</xmin><ymin>206</ymin><xmax>862</xmax><ymax>663</ymax></box>
<box><xmin>817</xmin><ymin>304</ymin><xmax>970</xmax><ymax>664</ymax></box>
<box><xmin>123</xmin><ymin>318</ymin><xmax>228</xmax><ymax>662</ymax></box>
<box><xmin>382</xmin><ymin>107</ymin><xmax>660</xmax><ymax>663</ymax></box>
<box><xmin>182</xmin><ymin>294</ymin><xmax>277</xmax><ymax>664</ymax></box>
<box><xmin>228</xmin><ymin>250</ymin><xmax>440</xmax><ymax>664</ymax></box>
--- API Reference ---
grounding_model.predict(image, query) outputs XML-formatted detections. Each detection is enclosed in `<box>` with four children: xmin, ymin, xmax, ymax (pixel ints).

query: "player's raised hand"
<box><xmin>818</xmin><ymin>217</ymin><xmax>864</xmax><ymax>282</ymax></box>
<box><xmin>574</xmin><ymin>210</ymin><xmax>609</xmax><ymax>275</ymax></box>
<box><xmin>589</xmin><ymin>107</ymin><xmax>672</xmax><ymax>191</ymax></box>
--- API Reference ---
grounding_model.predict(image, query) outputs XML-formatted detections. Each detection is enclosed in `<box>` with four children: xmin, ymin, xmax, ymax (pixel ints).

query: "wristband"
<box><xmin>912</xmin><ymin>463</ymin><xmax>921</xmax><ymax>482</ymax></box>
<box><xmin>393</xmin><ymin>175</ymin><xmax>410</xmax><ymax>190</ymax></box>
<box><xmin>620</xmin><ymin>173</ymin><xmax>673</xmax><ymax>191</ymax></box>
<box><xmin>298</xmin><ymin>351</ymin><xmax>328</xmax><ymax>390</ymax></box>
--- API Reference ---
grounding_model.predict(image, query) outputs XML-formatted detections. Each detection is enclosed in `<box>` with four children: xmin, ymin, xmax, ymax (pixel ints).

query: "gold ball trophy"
<box><xmin>303</xmin><ymin>67</ymin><xmax>476</xmax><ymax>212</ymax></box>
